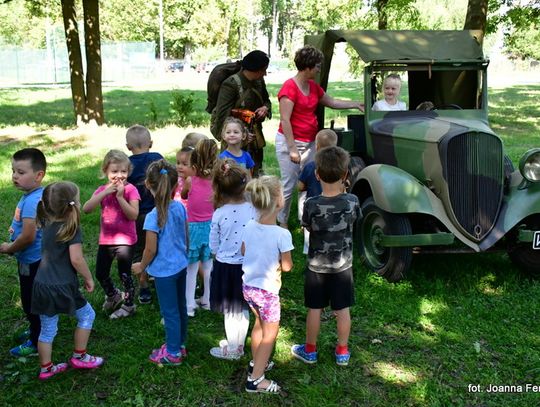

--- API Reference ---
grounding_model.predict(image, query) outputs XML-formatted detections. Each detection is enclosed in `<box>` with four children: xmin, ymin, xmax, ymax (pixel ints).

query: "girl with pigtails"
<box><xmin>132</xmin><ymin>159</ymin><xmax>189</xmax><ymax>366</ymax></box>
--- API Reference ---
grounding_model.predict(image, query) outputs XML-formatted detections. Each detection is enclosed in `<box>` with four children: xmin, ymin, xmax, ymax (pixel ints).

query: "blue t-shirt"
<box><xmin>9</xmin><ymin>187</ymin><xmax>43</xmax><ymax>264</ymax></box>
<box><xmin>128</xmin><ymin>152</ymin><xmax>164</xmax><ymax>215</ymax></box>
<box><xmin>298</xmin><ymin>161</ymin><xmax>321</xmax><ymax>198</ymax></box>
<box><xmin>143</xmin><ymin>200</ymin><xmax>188</xmax><ymax>278</ymax></box>
<box><xmin>219</xmin><ymin>150</ymin><xmax>255</xmax><ymax>170</ymax></box>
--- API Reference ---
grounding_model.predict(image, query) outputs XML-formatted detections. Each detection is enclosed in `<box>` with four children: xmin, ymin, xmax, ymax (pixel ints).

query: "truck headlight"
<box><xmin>519</xmin><ymin>149</ymin><xmax>540</xmax><ymax>182</ymax></box>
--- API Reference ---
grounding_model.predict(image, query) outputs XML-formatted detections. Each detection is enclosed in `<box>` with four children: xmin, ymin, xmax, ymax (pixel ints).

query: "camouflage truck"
<box><xmin>306</xmin><ymin>30</ymin><xmax>540</xmax><ymax>282</ymax></box>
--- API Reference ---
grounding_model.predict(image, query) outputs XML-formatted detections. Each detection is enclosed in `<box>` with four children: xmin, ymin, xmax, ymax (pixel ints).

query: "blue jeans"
<box><xmin>154</xmin><ymin>269</ymin><xmax>188</xmax><ymax>356</ymax></box>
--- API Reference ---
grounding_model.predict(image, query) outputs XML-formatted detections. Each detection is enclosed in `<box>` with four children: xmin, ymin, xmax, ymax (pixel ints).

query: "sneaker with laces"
<box><xmin>195</xmin><ymin>298</ymin><xmax>210</xmax><ymax>310</ymax></box>
<box><xmin>69</xmin><ymin>354</ymin><xmax>104</xmax><ymax>369</ymax></box>
<box><xmin>291</xmin><ymin>344</ymin><xmax>317</xmax><ymax>364</ymax></box>
<box><xmin>38</xmin><ymin>363</ymin><xmax>68</xmax><ymax>380</ymax></box>
<box><xmin>138</xmin><ymin>287</ymin><xmax>152</xmax><ymax>304</ymax></box>
<box><xmin>10</xmin><ymin>340</ymin><xmax>38</xmax><ymax>357</ymax></box>
<box><xmin>152</xmin><ymin>344</ymin><xmax>187</xmax><ymax>359</ymax></box>
<box><xmin>210</xmin><ymin>339</ymin><xmax>244</xmax><ymax>360</ymax></box>
<box><xmin>149</xmin><ymin>346</ymin><xmax>182</xmax><ymax>366</ymax></box>
<box><xmin>335</xmin><ymin>351</ymin><xmax>351</xmax><ymax>366</ymax></box>
<box><xmin>109</xmin><ymin>304</ymin><xmax>136</xmax><ymax>319</ymax></box>
<box><xmin>102</xmin><ymin>291</ymin><xmax>123</xmax><ymax>312</ymax></box>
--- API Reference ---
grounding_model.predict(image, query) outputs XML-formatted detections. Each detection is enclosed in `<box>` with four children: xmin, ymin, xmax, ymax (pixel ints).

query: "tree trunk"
<box><xmin>269</xmin><ymin>0</ymin><xmax>279</xmax><ymax>58</ymax></box>
<box><xmin>464</xmin><ymin>0</ymin><xmax>488</xmax><ymax>45</ymax></box>
<box><xmin>83</xmin><ymin>0</ymin><xmax>104</xmax><ymax>125</ymax></box>
<box><xmin>376</xmin><ymin>0</ymin><xmax>388</xmax><ymax>30</ymax></box>
<box><xmin>61</xmin><ymin>0</ymin><xmax>86</xmax><ymax>125</ymax></box>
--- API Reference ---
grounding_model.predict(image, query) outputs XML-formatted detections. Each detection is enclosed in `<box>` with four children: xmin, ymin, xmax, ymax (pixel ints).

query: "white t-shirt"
<box><xmin>242</xmin><ymin>220</ymin><xmax>294</xmax><ymax>294</ymax></box>
<box><xmin>209</xmin><ymin>202</ymin><xmax>258</xmax><ymax>264</ymax></box>
<box><xmin>372</xmin><ymin>99</ymin><xmax>407</xmax><ymax>111</ymax></box>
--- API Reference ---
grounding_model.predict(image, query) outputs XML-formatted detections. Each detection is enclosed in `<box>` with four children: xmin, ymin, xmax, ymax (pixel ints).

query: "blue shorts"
<box><xmin>188</xmin><ymin>221</ymin><xmax>212</xmax><ymax>264</ymax></box>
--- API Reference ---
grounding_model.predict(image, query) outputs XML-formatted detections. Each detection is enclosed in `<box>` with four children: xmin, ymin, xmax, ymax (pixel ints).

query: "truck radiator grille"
<box><xmin>445</xmin><ymin>132</ymin><xmax>503</xmax><ymax>241</ymax></box>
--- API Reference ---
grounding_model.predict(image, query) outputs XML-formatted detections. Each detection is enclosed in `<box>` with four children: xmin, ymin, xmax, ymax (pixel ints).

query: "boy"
<box><xmin>291</xmin><ymin>146</ymin><xmax>361</xmax><ymax>366</ymax></box>
<box><xmin>372</xmin><ymin>73</ymin><xmax>407</xmax><ymax>111</ymax></box>
<box><xmin>126</xmin><ymin>125</ymin><xmax>163</xmax><ymax>304</ymax></box>
<box><xmin>0</xmin><ymin>148</ymin><xmax>47</xmax><ymax>357</ymax></box>
<box><xmin>298</xmin><ymin>129</ymin><xmax>338</xmax><ymax>254</ymax></box>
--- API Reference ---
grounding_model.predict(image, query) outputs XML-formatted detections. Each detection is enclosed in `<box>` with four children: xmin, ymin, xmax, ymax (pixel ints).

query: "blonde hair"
<box><xmin>101</xmin><ymin>149</ymin><xmax>132</xmax><ymax>176</ymax></box>
<box><xmin>315</xmin><ymin>129</ymin><xmax>338</xmax><ymax>149</ymax></box>
<box><xmin>245</xmin><ymin>175</ymin><xmax>282</xmax><ymax>214</ymax></box>
<box><xmin>190</xmin><ymin>139</ymin><xmax>218</xmax><ymax>178</ymax></box>
<box><xmin>145</xmin><ymin>159</ymin><xmax>178</xmax><ymax>228</ymax></box>
<box><xmin>384</xmin><ymin>73</ymin><xmax>402</xmax><ymax>86</ymax></box>
<box><xmin>126</xmin><ymin>125</ymin><xmax>152</xmax><ymax>149</ymax></box>
<box><xmin>220</xmin><ymin>117</ymin><xmax>248</xmax><ymax>143</ymax></box>
<box><xmin>182</xmin><ymin>132</ymin><xmax>208</xmax><ymax>149</ymax></box>
<box><xmin>212</xmin><ymin>159</ymin><xmax>248</xmax><ymax>208</ymax></box>
<box><xmin>37</xmin><ymin>181</ymin><xmax>80</xmax><ymax>242</ymax></box>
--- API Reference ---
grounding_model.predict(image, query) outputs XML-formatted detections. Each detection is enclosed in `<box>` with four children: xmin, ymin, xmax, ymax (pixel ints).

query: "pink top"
<box><xmin>187</xmin><ymin>176</ymin><xmax>213</xmax><ymax>222</ymax></box>
<box><xmin>277</xmin><ymin>78</ymin><xmax>325</xmax><ymax>143</ymax></box>
<box><xmin>173</xmin><ymin>177</ymin><xmax>188</xmax><ymax>209</ymax></box>
<box><xmin>94</xmin><ymin>183</ymin><xmax>140</xmax><ymax>245</ymax></box>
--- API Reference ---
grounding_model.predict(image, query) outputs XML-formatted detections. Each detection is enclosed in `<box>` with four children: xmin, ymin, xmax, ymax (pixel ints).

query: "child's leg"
<box><xmin>305</xmin><ymin>308</ymin><xmax>322</xmax><ymax>346</ymax></box>
<box><xmin>334</xmin><ymin>307</ymin><xmax>351</xmax><ymax>347</ymax></box>
<box><xmin>249</xmin><ymin>310</ymin><xmax>263</xmax><ymax>357</ymax></box>
<box><xmin>95</xmin><ymin>245</ymin><xmax>117</xmax><ymax>296</ymax></box>
<box><xmin>154</xmin><ymin>274</ymin><xmax>182</xmax><ymax>355</ymax></box>
<box><xmin>73</xmin><ymin>302</ymin><xmax>96</xmax><ymax>353</ymax></box>
<box><xmin>38</xmin><ymin>314</ymin><xmax>59</xmax><ymax>365</ymax></box>
<box><xmin>251</xmin><ymin>319</ymin><xmax>280</xmax><ymax>381</ymax></box>
<box><xmin>177</xmin><ymin>269</ymin><xmax>188</xmax><ymax>349</ymax></box>
<box><xmin>185</xmin><ymin>262</ymin><xmax>199</xmax><ymax>313</ymax></box>
<box><xmin>18</xmin><ymin>261</ymin><xmax>41</xmax><ymax>347</ymax></box>
<box><xmin>225</xmin><ymin>308</ymin><xmax>250</xmax><ymax>352</ymax></box>
<box><xmin>115</xmin><ymin>245</ymin><xmax>135</xmax><ymax>306</ymax></box>
<box><xmin>200</xmin><ymin>259</ymin><xmax>212</xmax><ymax>306</ymax></box>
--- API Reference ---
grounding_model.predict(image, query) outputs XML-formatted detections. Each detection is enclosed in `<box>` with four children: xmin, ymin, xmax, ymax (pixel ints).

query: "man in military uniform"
<box><xmin>211</xmin><ymin>50</ymin><xmax>271</xmax><ymax>177</ymax></box>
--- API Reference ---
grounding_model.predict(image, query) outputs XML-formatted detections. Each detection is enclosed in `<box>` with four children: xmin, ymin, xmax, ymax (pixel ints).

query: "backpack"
<box><xmin>205</xmin><ymin>60</ymin><xmax>242</xmax><ymax>113</ymax></box>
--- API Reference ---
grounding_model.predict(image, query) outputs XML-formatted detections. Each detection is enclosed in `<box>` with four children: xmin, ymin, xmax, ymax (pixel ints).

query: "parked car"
<box><xmin>166</xmin><ymin>61</ymin><xmax>185</xmax><ymax>72</ymax></box>
<box><xmin>307</xmin><ymin>30</ymin><xmax>540</xmax><ymax>282</ymax></box>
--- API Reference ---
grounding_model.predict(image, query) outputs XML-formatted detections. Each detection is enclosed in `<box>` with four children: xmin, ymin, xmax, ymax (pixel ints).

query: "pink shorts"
<box><xmin>242</xmin><ymin>284</ymin><xmax>281</xmax><ymax>323</ymax></box>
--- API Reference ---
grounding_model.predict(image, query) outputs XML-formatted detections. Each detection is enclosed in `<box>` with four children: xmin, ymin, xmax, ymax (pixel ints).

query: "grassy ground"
<box><xmin>0</xmin><ymin>82</ymin><xmax>540</xmax><ymax>406</ymax></box>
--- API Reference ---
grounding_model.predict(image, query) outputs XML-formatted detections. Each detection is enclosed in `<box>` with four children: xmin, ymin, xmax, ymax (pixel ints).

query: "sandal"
<box><xmin>248</xmin><ymin>359</ymin><xmax>275</xmax><ymax>374</ymax></box>
<box><xmin>109</xmin><ymin>304</ymin><xmax>136</xmax><ymax>319</ymax></box>
<box><xmin>245</xmin><ymin>374</ymin><xmax>281</xmax><ymax>394</ymax></box>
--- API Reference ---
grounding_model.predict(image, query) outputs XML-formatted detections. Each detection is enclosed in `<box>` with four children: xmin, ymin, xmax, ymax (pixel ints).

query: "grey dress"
<box><xmin>31</xmin><ymin>223</ymin><xmax>87</xmax><ymax>316</ymax></box>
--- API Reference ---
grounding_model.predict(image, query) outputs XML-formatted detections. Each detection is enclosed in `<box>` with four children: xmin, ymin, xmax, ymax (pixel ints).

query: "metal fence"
<box><xmin>0</xmin><ymin>41</ymin><xmax>156</xmax><ymax>85</ymax></box>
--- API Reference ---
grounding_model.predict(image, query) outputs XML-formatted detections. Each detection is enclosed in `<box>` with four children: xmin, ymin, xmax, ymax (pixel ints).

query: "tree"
<box><xmin>463</xmin><ymin>0</ymin><xmax>488</xmax><ymax>44</ymax></box>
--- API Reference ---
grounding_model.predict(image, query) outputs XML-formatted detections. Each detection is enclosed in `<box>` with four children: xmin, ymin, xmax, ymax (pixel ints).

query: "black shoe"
<box><xmin>138</xmin><ymin>288</ymin><xmax>152</xmax><ymax>304</ymax></box>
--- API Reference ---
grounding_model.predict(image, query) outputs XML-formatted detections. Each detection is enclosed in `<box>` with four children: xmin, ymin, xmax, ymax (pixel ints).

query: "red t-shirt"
<box><xmin>278</xmin><ymin>78</ymin><xmax>325</xmax><ymax>143</ymax></box>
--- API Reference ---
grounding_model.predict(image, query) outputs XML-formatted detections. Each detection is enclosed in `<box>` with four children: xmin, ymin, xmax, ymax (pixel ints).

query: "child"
<box><xmin>291</xmin><ymin>146</ymin><xmax>361</xmax><ymax>367</ymax></box>
<box><xmin>181</xmin><ymin>139</ymin><xmax>217</xmax><ymax>316</ymax></box>
<box><xmin>242</xmin><ymin>176</ymin><xmax>294</xmax><ymax>393</ymax></box>
<box><xmin>298</xmin><ymin>129</ymin><xmax>338</xmax><ymax>254</ymax></box>
<box><xmin>372</xmin><ymin>74</ymin><xmax>407</xmax><ymax>111</ymax></box>
<box><xmin>126</xmin><ymin>124</ymin><xmax>164</xmax><ymax>305</ymax></box>
<box><xmin>83</xmin><ymin>149</ymin><xmax>140</xmax><ymax>319</ymax></box>
<box><xmin>173</xmin><ymin>133</ymin><xmax>208</xmax><ymax>204</ymax></box>
<box><xmin>132</xmin><ymin>160</ymin><xmax>189</xmax><ymax>366</ymax></box>
<box><xmin>0</xmin><ymin>148</ymin><xmax>46</xmax><ymax>357</ymax></box>
<box><xmin>218</xmin><ymin>117</ymin><xmax>255</xmax><ymax>175</ymax></box>
<box><xmin>32</xmin><ymin>182</ymin><xmax>104</xmax><ymax>380</ymax></box>
<box><xmin>209</xmin><ymin>159</ymin><xmax>257</xmax><ymax>360</ymax></box>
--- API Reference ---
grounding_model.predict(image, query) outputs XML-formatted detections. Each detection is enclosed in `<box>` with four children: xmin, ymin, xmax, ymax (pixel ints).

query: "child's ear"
<box><xmin>315</xmin><ymin>169</ymin><xmax>320</xmax><ymax>181</ymax></box>
<box><xmin>35</xmin><ymin>170</ymin><xmax>45</xmax><ymax>183</ymax></box>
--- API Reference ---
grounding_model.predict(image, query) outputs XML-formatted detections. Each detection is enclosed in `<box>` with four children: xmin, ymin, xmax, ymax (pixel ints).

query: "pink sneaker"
<box><xmin>149</xmin><ymin>346</ymin><xmax>182</xmax><ymax>366</ymax></box>
<box><xmin>151</xmin><ymin>344</ymin><xmax>187</xmax><ymax>358</ymax></box>
<box><xmin>69</xmin><ymin>354</ymin><xmax>104</xmax><ymax>369</ymax></box>
<box><xmin>38</xmin><ymin>362</ymin><xmax>68</xmax><ymax>380</ymax></box>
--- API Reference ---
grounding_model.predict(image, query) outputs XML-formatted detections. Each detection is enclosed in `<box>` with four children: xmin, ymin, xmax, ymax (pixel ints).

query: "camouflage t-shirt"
<box><xmin>302</xmin><ymin>193</ymin><xmax>361</xmax><ymax>274</ymax></box>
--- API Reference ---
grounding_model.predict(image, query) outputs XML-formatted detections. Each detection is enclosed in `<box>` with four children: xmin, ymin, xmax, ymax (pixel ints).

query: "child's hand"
<box><xmin>132</xmin><ymin>262</ymin><xmax>143</xmax><ymax>275</ymax></box>
<box><xmin>84</xmin><ymin>278</ymin><xmax>95</xmax><ymax>293</ymax></box>
<box><xmin>104</xmin><ymin>183</ymin><xmax>117</xmax><ymax>196</ymax></box>
<box><xmin>0</xmin><ymin>242</ymin><xmax>10</xmax><ymax>254</ymax></box>
<box><xmin>115</xmin><ymin>181</ymin><xmax>125</xmax><ymax>198</ymax></box>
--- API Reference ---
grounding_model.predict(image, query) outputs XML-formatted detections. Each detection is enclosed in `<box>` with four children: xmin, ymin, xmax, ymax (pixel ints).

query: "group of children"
<box><xmin>2</xmin><ymin>108</ymin><xmax>362</xmax><ymax>393</ymax></box>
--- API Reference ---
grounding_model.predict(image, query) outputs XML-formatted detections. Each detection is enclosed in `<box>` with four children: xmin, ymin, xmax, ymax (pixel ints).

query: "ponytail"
<box><xmin>245</xmin><ymin>175</ymin><xmax>281</xmax><ymax>214</ymax></box>
<box><xmin>145</xmin><ymin>160</ymin><xmax>178</xmax><ymax>228</ymax></box>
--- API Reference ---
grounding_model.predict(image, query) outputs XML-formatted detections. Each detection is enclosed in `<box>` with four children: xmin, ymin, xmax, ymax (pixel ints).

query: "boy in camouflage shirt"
<box><xmin>291</xmin><ymin>146</ymin><xmax>361</xmax><ymax>366</ymax></box>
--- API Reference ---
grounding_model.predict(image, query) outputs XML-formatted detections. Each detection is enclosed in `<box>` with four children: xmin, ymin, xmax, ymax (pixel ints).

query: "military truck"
<box><xmin>306</xmin><ymin>30</ymin><xmax>540</xmax><ymax>282</ymax></box>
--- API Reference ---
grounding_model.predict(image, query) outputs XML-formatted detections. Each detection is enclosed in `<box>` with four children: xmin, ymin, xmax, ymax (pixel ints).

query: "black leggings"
<box><xmin>95</xmin><ymin>245</ymin><xmax>135</xmax><ymax>306</ymax></box>
<box><xmin>18</xmin><ymin>261</ymin><xmax>41</xmax><ymax>346</ymax></box>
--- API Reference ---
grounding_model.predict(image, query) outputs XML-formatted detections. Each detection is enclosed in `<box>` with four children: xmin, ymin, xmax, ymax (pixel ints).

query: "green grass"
<box><xmin>0</xmin><ymin>83</ymin><xmax>540</xmax><ymax>406</ymax></box>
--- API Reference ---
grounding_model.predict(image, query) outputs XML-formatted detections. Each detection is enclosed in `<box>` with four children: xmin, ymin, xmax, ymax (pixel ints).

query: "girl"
<box><xmin>173</xmin><ymin>146</ymin><xmax>193</xmax><ymax>207</ymax></box>
<box><xmin>83</xmin><ymin>149</ymin><xmax>140</xmax><ymax>319</ymax></box>
<box><xmin>218</xmin><ymin>117</ymin><xmax>255</xmax><ymax>175</ymax></box>
<box><xmin>242</xmin><ymin>176</ymin><xmax>294</xmax><ymax>394</ymax></box>
<box><xmin>132</xmin><ymin>160</ymin><xmax>189</xmax><ymax>366</ymax></box>
<box><xmin>181</xmin><ymin>139</ymin><xmax>217</xmax><ymax>316</ymax></box>
<box><xmin>209</xmin><ymin>159</ymin><xmax>257</xmax><ymax>360</ymax></box>
<box><xmin>32</xmin><ymin>182</ymin><xmax>103</xmax><ymax>380</ymax></box>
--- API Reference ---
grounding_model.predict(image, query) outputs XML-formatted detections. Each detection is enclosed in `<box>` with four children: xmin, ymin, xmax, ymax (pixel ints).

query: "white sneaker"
<box><xmin>210</xmin><ymin>339</ymin><xmax>243</xmax><ymax>360</ymax></box>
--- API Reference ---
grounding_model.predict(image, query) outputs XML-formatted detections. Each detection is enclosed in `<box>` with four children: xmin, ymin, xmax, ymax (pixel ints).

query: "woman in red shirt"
<box><xmin>276</xmin><ymin>45</ymin><xmax>363</xmax><ymax>228</ymax></box>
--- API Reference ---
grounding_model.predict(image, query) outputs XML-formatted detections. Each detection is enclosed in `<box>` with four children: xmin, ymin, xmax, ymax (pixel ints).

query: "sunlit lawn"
<box><xmin>0</xmin><ymin>81</ymin><xmax>539</xmax><ymax>406</ymax></box>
